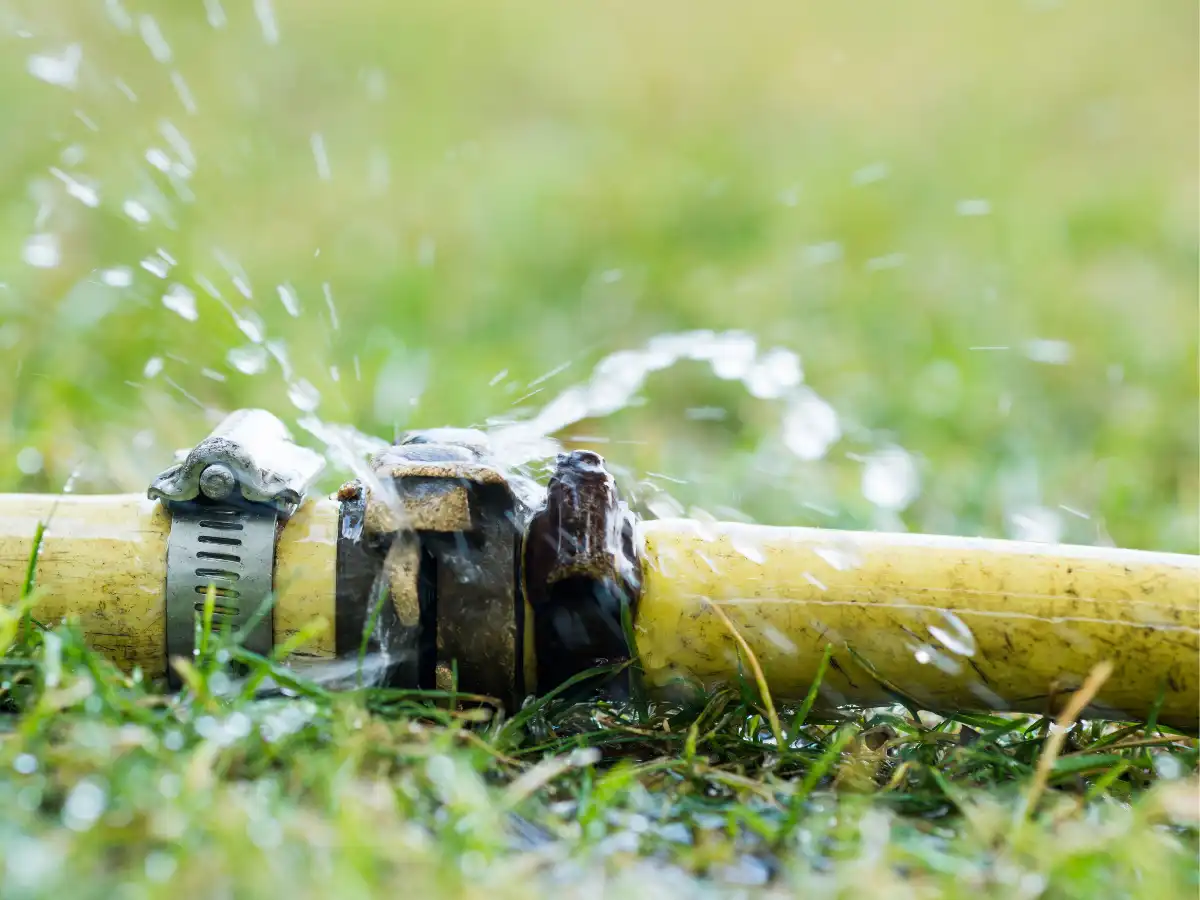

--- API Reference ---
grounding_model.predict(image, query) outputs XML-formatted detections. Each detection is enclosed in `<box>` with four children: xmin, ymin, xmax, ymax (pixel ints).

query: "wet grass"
<box><xmin>0</xmin><ymin>1</ymin><xmax>1197</xmax><ymax>896</ymax></box>
<box><xmin>0</xmin><ymin>602</ymin><xmax>1196</xmax><ymax>898</ymax></box>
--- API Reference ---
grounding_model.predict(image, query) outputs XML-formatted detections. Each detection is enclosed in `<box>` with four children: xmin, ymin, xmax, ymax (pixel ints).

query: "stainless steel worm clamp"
<box><xmin>148</xmin><ymin>409</ymin><xmax>325</xmax><ymax>677</ymax></box>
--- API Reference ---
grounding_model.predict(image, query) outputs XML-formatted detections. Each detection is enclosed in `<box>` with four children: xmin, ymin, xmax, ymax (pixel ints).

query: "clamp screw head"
<box><xmin>199</xmin><ymin>464</ymin><xmax>237</xmax><ymax>501</ymax></box>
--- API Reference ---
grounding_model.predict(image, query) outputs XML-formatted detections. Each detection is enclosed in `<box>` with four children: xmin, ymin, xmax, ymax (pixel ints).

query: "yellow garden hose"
<box><xmin>636</xmin><ymin>519</ymin><xmax>1199</xmax><ymax>729</ymax></box>
<box><xmin>0</xmin><ymin>494</ymin><xmax>338</xmax><ymax>678</ymax></box>
<box><xmin>0</xmin><ymin>414</ymin><xmax>1196</xmax><ymax>730</ymax></box>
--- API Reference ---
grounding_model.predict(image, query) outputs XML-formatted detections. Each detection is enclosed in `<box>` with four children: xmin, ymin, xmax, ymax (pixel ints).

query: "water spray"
<box><xmin>0</xmin><ymin>410</ymin><xmax>1194</xmax><ymax>729</ymax></box>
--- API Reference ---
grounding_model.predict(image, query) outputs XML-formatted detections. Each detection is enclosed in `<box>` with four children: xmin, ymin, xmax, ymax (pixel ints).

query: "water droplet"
<box><xmin>49</xmin><ymin>168</ymin><xmax>99</xmax><ymax>207</ymax></box>
<box><xmin>138</xmin><ymin>15</ymin><xmax>173</xmax><ymax>64</ymax></box>
<box><xmin>159</xmin><ymin>121</ymin><xmax>195</xmax><ymax>169</ymax></box>
<box><xmin>145</xmin><ymin>148</ymin><xmax>171</xmax><ymax>172</ymax></box>
<box><xmin>22</xmin><ymin>233</ymin><xmax>60</xmax><ymax>269</ymax></box>
<box><xmin>62</xmin><ymin>778</ymin><xmax>107</xmax><ymax>831</ymax></box>
<box><xmin>646</xmin><ymin>492</ymin><xmax>684</xmax><ymax>520</ymax></box>
<box><xmin>528</xmin><ymin>360</ymin><xmax>572</xmax><ymax>388</ymax></box>
<box><xmin>803</xmin><ymin>572</ymin><xmax>827</xmax><ymax>591</ymax></box>
<box><xmin>813</xmin><ymin>545</ymin><xmax>861</xmax><ymax>571</ymax></box>
<box><xmin>1154</xmin><ymin>754</ymin><xmax>1183</xmax><ymax>780</ymax></box>
<box><xmin>865</xmin><ymin>252</ymin><xmax>906</xmax><ymax>272</ymax></box>
<box><xmin>144</xmin><ymin>852</ymin><xmax>177</xmax><ymax>883</ymax></box>
<box><xmin>851</xmin><ymin>161</ymin><xmax>889</xmax><ymax>185</ymax></box>
<box><xmin>782</xmin><ymin>388</ymin><xmax>840</xmax><ymax>460</ymax></box>
<box><xmin>339</xmin><ymin>503</ymin><xmax>365</xmax><ymax>541</ymax></box>
<box><xmin>717</xmin><ymin>856</ymin><xmax>770</xmax><ymax>887</ymax></box>
<box><xmin>5</xmin><ymin>837</ymin><xmax>61</xmax><ymax>891</ymax></box>
<box><xmin>227</xmin><ymin>344</ymin><xmax>268</xmax><ymax>375</ymax></box>
<box><xmin>12</xmin><ymin>753</ymin><xmax>37</xmax><ymax>774</ymax></box>
<box><xmin>803</xmin><ymin>241</ymin><xmax>842</xmax><ymax>267</ymax></box>
<box><xmin>927</xmin><ymin>610</ymin><xmax>976</xmax><ymax>657</ymax></box>
<box><xmin>277</xmin><ymin>283</ymin><xmax>301</xmax><ymax>316</ymax></box>
<box><xmin>1024</xmin><ymin>338</ymin><xmax>1073</xmax><ymax>365</ymax></box>
<box><xmin>705</xmin><ymin>332</ymin><xmax>757</xmax><ymax>380</ymax></box>
<box><xmin>363</xmin><ymin>68</ymin><xmax>387</xmax><ymax>100</ymax></box>
<box><xmin>288</xmin><ymin>379</ymin><xmax>320</xmax><ymax>412</ymax></box>
<box><xmin>60</xmin><ymin>144</ymin><xmax>86</xmax><ymax>166</ymax></box>
<box><xmin>226</xmin><ymin>711</ymin><xmax>252</xmax><ymax>738</ymax></box>
<box><xmin>956</xmin><ymin>198</ymin><xmax>992</xmax><ymax>217</ymax></box>
<box><xmin>861</xmin><ymin>446</ymin><xmax>920</xmax><ymax>511</ymax></box>
<box><xmin>310</xmin><ymin>132</ymin><xmax>331</xmax><ymax>181</ymax></box>
<box><xmin>260</xmin><ymin>700</ymin><xmax>317</xmax><ymax>742</ymax></box>
<box><xmin>267</xmin><ymin>340</ymin><xmax>293</xmax><ymax>379</ymax></box>
<box><xmin>28</xmin><ymin>44</ymin><xmax>82</xmax><ymax>89</ymax></box>
<box><xmin>235</xmin><ymin>311</ymin><xmax>265</xmax><ymax>343</ymax></box>
<box><xmin>762</xmin><ymin>626</ymin><xmax>797</xmax><ymax>653</ymax></box>
<box><xmin>731</xmin><ymin>534</ymin><xmax>765</xmax><ymax>563</ymax></box>
<box><xmin>254</xmin><ymin>0</ymin><xmax>281</xmax><ymax>44</ymax></box>
<box><xmin>204</xmin><ymin>0</ymin><xmax>227</xmax><ymax>28</ymax></box>
<box><xmin>105</xmin><ymin>0</ymin><xmax>134</xmax><ymax>31</ymax></box>
<box><xmin>1008</xmin><ymin>506</ymin><xmax>1062</xmax><ymax>544</ymax></box>
<box><xmin>777</xmin><ymin>185</ymin><xmax>800</xmax><ymax>206</ymax></box>
<box><xmin>16</xmin><ymin>447</ymin><xmax>43</xmax><ymax>475</ymax></box>
<box><xmin>322</xmin><ymin>282</ymin><xmax>339</xmax><ymax>329</ymax></box>
<box><xmin>123</xmin><ymin>199</ymin><xmax>151</xmax><ymax>223</ymax></box>
<box><xmin>74</xmin><ymin>110</ymin><xmax>99</xmax><ymax>131</ymax></box>
<box><xmin>143</xmin><ymin>356</ymin><xmax>164</xmax><ymax>378</ymax></box>
<box><xmin>745</xmin><ymin>347</ymin><xmax>802</xmax><ymax>399</ymax></box>
<box><xmin>114</xmin><ymin>77</ymin><xmax>137</xmax><ymax>101</ymax></box>
<box><xmin>171</xmin><ymin>71</ymin><xmax>197</xmax><ymax>114</ymax></box>
<box><xmin>368</xmin><ymin>146</ymin><xmax>391</xmax><ymax>191</ymax></box>
<box><xmin>140</xmin><ymin>255</ymin><xmax>170</xmax><ymax>278</ymax></box>
<box><xmin>195</xmin><ymin>273</ymin><xmax>221</xmax><ymax>298</ymax></box>
<box><xmin>161</xmin><ymin>284</ymin><xmax>197</xmax><ymax>321</ymax></box>
<box><xmin>417</xmin><ymin>235</ymin><xmax>436</xmax><ymax>267</ymax></box>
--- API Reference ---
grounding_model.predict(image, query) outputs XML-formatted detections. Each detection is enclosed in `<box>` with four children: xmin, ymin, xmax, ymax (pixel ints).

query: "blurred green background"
<box><xmin>0</xmin><ymin>1</ymin><xmax>1195</xmax><ymax>551</ymax></box>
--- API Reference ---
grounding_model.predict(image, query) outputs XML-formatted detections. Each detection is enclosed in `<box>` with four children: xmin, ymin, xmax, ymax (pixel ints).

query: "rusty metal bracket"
<box><xmin>340</xmin><ymin>430</ymin><xmax>641</xmax><ymax>709</ymax></box>
<box><xmin>523</xmin><ymin>450</ymin><xmax>642</xmax><ymax>695</ymax></box>
<box><xmin>359</xmin><ymin>430</ymin><xmax>525</xmax><ymax>707</ymax></box>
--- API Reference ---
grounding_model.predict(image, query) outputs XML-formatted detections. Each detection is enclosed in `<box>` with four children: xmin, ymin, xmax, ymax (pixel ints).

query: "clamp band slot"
<box><xmin>164</xmin><ymin>501</ymin><xmax>277</xmax><ymax>677</ymax></box>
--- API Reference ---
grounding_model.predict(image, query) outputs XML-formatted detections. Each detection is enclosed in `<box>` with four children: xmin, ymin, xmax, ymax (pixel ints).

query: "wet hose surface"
<box><xmin>636</xmin><ymin>519</ymin><xmax>1199</xmax><ymax>729</ymax></box>
<box><xmin>1</xmin><ymin>490</ymin><xmax>1196</xmax><ymax>728</ymax></box>
<box><xmin>0</xmin><ymin>493</ymin><xmax>338</xmax><ymax>679</ymax></box>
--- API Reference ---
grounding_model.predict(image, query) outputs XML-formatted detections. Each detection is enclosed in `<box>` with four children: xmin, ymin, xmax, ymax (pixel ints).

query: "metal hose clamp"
<box><xmin>148</xmin><ymin>409</ymin><xmax>325</xmax><ymax>679</ymax></box>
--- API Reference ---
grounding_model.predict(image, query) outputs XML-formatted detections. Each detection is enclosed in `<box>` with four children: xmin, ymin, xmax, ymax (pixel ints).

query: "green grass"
<box><xmin>0</xmin><ymin>601</ymin><xmax>1195</xmax><ymax>898</ymax></box>
<box><xmin>0</xmin><ymin>1</ymin><xmax>1197</xmax><ymax>896</ymax></box>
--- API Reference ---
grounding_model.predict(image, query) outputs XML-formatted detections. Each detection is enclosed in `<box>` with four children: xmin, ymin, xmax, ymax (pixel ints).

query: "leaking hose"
<box><xmin>0</xmin><ymin>411</ymin><xmax>1195</xmax><ymax>729</ymax></box>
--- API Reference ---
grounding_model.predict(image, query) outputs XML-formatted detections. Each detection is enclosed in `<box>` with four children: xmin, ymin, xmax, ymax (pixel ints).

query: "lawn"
<box><xmin>0</xmin><ymin>2</ymin><xmax>1196</xmax><ymax>897</ymax></box>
